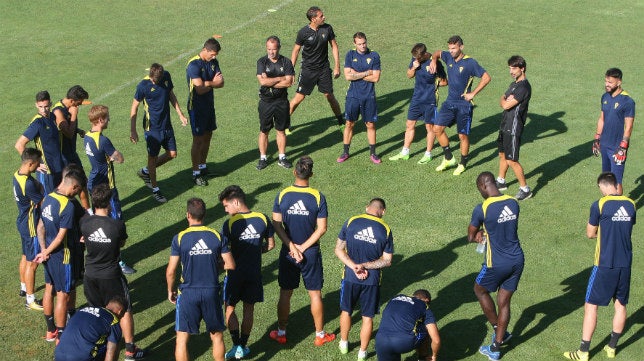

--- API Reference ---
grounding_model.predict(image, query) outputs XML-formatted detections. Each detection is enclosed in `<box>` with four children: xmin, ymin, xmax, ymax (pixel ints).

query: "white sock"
<box><xmin>279</xmin><ymin>153</ymin><xmax>286</xmax><ymax>159</ymax></box>
<box><xmin>497</xmin><ymin>177</ymin><xmax>505</xmax><ymax>183</ymax></box>
<box><xmin>260</xmin><ymin>155</ymin><xmax>267</xmax><ymax>160</ymax></box>
<box><xmin>20</xmin><ymin>283</ymin><xmax>26</xmax><ymax>292</ymax></box>
<box><xmin>198</xmin><ymin>164</ymin><xmax>207</xmax><ymax>170</ymax></box>
<box><xmin>339</xmin><ymin>340</ymin><xmax>348</xmax><ymax>348</ymax></box>
<box><xmin>424</xmin><ymin>151</ymin><xmax>432</xmax><ymax>157</ymax></box>
<box><xmin>152</xmin><ymin>187</ymin><xmax>160</xmax><ymax>192</ymax></box>
<box><xmin>26</xmin><ymin>294</ymin><xmax>35</xmax><ymax>304</ymax></box>
<box><xmin>316</xmin><ymin>330</ymin><xmax>326</xmax><ymax>338</ymax></box>
<box><xmin>193</xmin><ymin>170</ymin><xmax>200</xmax><ymax>177</ymax></box>
<box><xmin>277</xmin><ymin>329</ymin><xmax>286</xmax><ymax>336</ymax></box>
<box><xmin>521</xmin><ymin>185</ymin><xmax>530</xmax><ymax>192</ymax></box>
<box><xmin>358</xmin><ymin>349</ymin><xmax>367</xmax><ymax>358</ymax></box>
<box><xmin>401</xmin><ymin>147</ymin><xmax>410</xmax><ymax>155</ymax></box>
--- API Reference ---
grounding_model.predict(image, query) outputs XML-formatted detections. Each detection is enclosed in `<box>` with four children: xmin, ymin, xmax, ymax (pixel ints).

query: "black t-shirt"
<box><xmin>257</xmin><ymin>55</ymin><xmax>295</xmax><ymax>100</ymax></box>
<box><xmin>295</xmin><ymin>23</ymin><xmax>336</xmax><ymax>70</ymax></box>
<box><xmin>500</xmin><ymin>79</ymin><xmax>531</xmax><ymax>134</ymax></box>
<box><xmin>80</xmin><ymin>215</ymin><xmax>127</xmax><ymax>279</ymax></box>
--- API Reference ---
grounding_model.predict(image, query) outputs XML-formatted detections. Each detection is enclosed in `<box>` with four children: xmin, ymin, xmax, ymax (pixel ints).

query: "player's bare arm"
<box><xmin>272</xmin><ymin>214</ymin><xmax>303</xmax><ymax>262</ymax></box>
<box><xmin>110</xmin><ymin>150</ymin><xmax>124</xmax><ymax>164</ymax></box>
<box><xmin>221</xmin><ymin>252</ymin><xmax>236</xmax><ymax>270</ymax></box>
<box><xmin>428</xmin><ymin>50</ymin><xmax>442</xmax><ymax>74</ymax></box>
<box><xmin>129</xmin><ymin>99</ymin><xmax>140</xmax><ymax>143</ymax></box>
<box><xmin>361</xmin><ymin>252</ymin><xmax>392</xmax><ymax>270</ymax></box>
<box><xmin>211</xmin><ymin>72</ymin><xmax>224</xmax><ymax>88</ymax></box>
<box><xmin>169</xmin><ymin>90</ymin><xmax>188</xmax><ymax>126</ymax></box>
<box><xmin>500</xmin><ymin>94</ymin><xmax>519</xmax><ymax>110</ymax></box>
<box><xmin>54</xmin><ymin>108</ymin><xmax>75</xmax><ymax>139</ymax></box>
<box><xmin>407</xmin><ymin>59</ymin><xmax>420</xmax><ymax>79</ymax></box>
<box><xmin>331</xmin><ymin>39</ymin><xmax>340</xmax><ymax>78</ymax></box>
<box><xmin>166</xmin><ymin>255</ymin><xmax>179</xmax><ymax>304</ymax></box>
<box><xmin>463</xmin><ymin>72</ymin><xmax>491</xmax><ymax>102</ymax></box>
<box><xmin>586</xmin><ymin>223</ymin><xmax>598</xmax><ymax>239</ymax></box>
<box><xmin>291</xmin><ymin>44</ymin><xmax>302</xmax><ymax>69</ymax></box>
<box><xmin>297</xmin><ymin>217</ymin><xmax>327</xmax><ymax>253</ymax></box>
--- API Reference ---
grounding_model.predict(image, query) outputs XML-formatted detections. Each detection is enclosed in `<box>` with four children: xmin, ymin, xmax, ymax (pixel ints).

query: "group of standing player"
<box><xmin>11</xmin><ymin>3</ymin><xmax>637</xmax><ymax>361</ymax></box>
<box><xmin>13</xmin><ymin>87</ymin><xmax>146</xmax><ymax>360</ymax></box>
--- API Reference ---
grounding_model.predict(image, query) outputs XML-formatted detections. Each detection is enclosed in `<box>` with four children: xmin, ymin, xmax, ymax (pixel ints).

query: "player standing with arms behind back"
<box><xmin>592</xmin><ymin>68</ymin><xmax>635</xmax><ymax>196</ymax></box>
<box><xmin>563</xmin><ymin>172</ymin><xmax>636</xmax><ymax>361</ymax></box>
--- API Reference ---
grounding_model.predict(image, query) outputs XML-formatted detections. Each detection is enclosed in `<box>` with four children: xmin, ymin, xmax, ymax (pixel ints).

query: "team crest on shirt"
<box><xmin>459</xmin><ymin>66</ymin><xmax>464</xmax><ymax>73</ymax></box>
<box><xmin>210</xmin><ymin>64</ymin><xmax>215</xmax><ymax>71</ymax></box>
<box><xmin>151</xmin><ymin>87</ymin><xmax>156</xmax><ymax>92</ymax></box>
<box><xmin>614</xmin><ymin>103</ymin><xmax>620</xmax><ymax>109</ymax></box>
<box><xmin>366</xmin><ymin>58</ymin><xmax>372</xmax><ymax>64</ymax></box>
<box><xmin>322</xmin><ymin>34</ymin><xmax>326</xmax><ymax>39</ymax></box>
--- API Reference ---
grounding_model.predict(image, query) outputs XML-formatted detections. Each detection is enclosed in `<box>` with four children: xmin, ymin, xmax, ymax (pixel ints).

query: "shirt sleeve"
<box><xmin>100</xmin><ymin>135</ymin><xmax>117</xmax><ymax>158</ymax></box>
<box><xmin>265</xmin><ymin>214</ymin><xmax>275</xmax><ymax>237</ymax></box>
<box><xmin>133</xmin><ymin>81</ymin><xmax>145</xmax><ymax>101</ymax></box>
<box><xmin>107</xmin><ymin>323</ymin><xmax>123</xmax><ymax>344</ymax></box>
<box><xmin>327</xmin><ymin>24</ymin><xmax>336</xmax><ymax>41</ymax></box>
<box><xmin>22</xmin><ymin>119</ymin><xmax>41</xmax><ymax>141</ymax></box>
<box><xmin>26</xmin><ymin>177</ymin><xmax>44</xmax><ymax>204</ymax></box>
<box><xmin>318</xmin><ymin>193</ymin><xmax>328</xmax><ymax>218</ymax></box>
<box><xmin>470</xmin><ymin>204</ymin><xmax>484</xmax><ymax>228</ymax></box>
<box><xmin>372</xmin><ymin>52</ymin><xmax>381</xmax><ymax>71</ymax></box>
<box><xmin>588</xmin><ymin>201</ymin><xmax>600</xmax><ymax>226</ymax></box>
<box><xmin>170</xmin><ymin>234</ymin><xmax>180</xmax><ymax>256</ymax></box>
<box><xmin>186</xmin><ymin>60</ymin><xmax>202</xmax><ymax>80</ymax></box>
<box><xmin>424</xmin><ymin>308</ymin><xmax>437</xmax><ymax>325</ymax></box>
<box><xmin>284</xmin><ymin>57</ymin><xmax>295</xmax><ymax>75</ymax></box>
<box><xmin>337</xmin><ymin>220</ymin><xmax>349</xmax><ymax>241</ymax></box>
<box><xmin>384</xmin><ymin>228</ymin><xmax>394</xmax><ymax>254</ymax></box>
<box><xmin>256</xmin><ymin>57</ymin><xmax>265</xmax><ymax>76</ymax></box>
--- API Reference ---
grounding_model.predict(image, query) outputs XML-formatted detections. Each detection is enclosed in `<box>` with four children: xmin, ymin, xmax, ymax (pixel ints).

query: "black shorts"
<box><xmin>497</xmin><ymin>130</ymin><xmax>522</xmax><ymax>161</ymax></box>
<box><xmin>296</xmin><ymin>67</ymin><xmax>334</xmax><ymax>95</ymax></box>
<box><xmin>258</xmin><ymin>98</ymin><xmax>290</xmax><ymax>132</ymax></box>
<box><xmin>223</xmin><ymin>270</ymin><xmax>264</xmax><ymax>306</ymax></box>
<box><xmin>84</xmin><ymin>275</ymin><xmax>132</xmax><ymax>311</ymax></box>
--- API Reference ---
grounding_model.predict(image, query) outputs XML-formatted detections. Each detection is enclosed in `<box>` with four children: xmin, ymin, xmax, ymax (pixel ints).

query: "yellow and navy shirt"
<box><xmin>186</xmin><ymin>56</ymin><xmax>221</xmax><ymax>114</ymax></box>
<box><xmin>378</xmin><ymin>294</ymin><xmax>436</xmax><ymax>338</ymax></box>
<box><xmin>345</xmin><ymin>49</ymin><xmax>381</xmax><ymax>99</ymax></box>
<box><xmin>134</xmin><ymin>71</ymin><xmax>175</xmax><ymax>132</ymax></box>
<box><xmin>441</xmin><ymin>50</ymin><xmax>486</xmax><ymax>103</ymax></box>
<box><xmin>470</xmin><ymin>195</ymin><xmax>524</xmax><ymax>268</ymax></box>
<box><xmin>409</xmin><ymin>56</ymin><xmax>445</xmax><ymax>106</ymax></box>
<box><xmin>55</xmin><ymin>306</ymin><xmax>122</xmax><ymax>361</ymax></box>
<box><xmin>84</xmin><ymin>131</ymin><xmax>116</xmax><ymax>191</ymax></box>
<box><xmin>273</xmin><ymin>185</ymin><xmax>328</xmax><ymax>245</ymax></box>
<box><xmin>589</xmin><ymin>195</ymin><xmax>636</xmax><ymax>268</ymax></box>
<box><xmin>41</xmin><ymin>191</ymin><xmax>75</xmax><ymax>262</ymax></box>
<box><xmin>600</xmin><ymin>91</ymin><xmax>635</xmax><ymax>148</ymax></box>
<box><xmin>13</xmin><ymin>171</ymin><xmax>44</xmax><ymax>237</ymax></box>
<box><xmin>171</xmin><ymin>225</ymin><xmax>229</xmax><ymax>290</ymax></box>
<box><xmin>22</xmin><ymin>113</ymin><xmax>64</xmax><ymax>174</ymax></box>
<box><xmin>221</xmin><ymin>211</ymin><xmax>274</xmax><ymax>275</ymax></box>
<box><xmin>338</xmin><ymin>213</ymin><xmax>393</xmax><ymax>285</ymax></box>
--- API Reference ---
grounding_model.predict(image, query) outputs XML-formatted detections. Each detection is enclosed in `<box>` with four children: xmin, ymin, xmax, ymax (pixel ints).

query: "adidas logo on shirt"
<box><xmin>42</xmin><ymin>204</ymin><xmax>53</xmax><ymax>221</ymax></box>
<box><xmin>287</xmin><ymin>200</ymin><xmax>310</xmax><ymax>216</ymax></box>
<box><xmin>497</xmin><ymin>206</ymin><xmax>517</xmax><ymax>223</ymax></box>
<box><xmin>612</xmin><ymin>206</ymin><xmax>632</xmax><ymax>221</ymax></box>
<box><xmin>85</xmin><ymin>142</ymin><xmax>94</xmax><ymax>156</ymax></box>
<box><xmin>87</xmin><ymin>228</ymin><xmax>111</xmax><ymax>243</ymax></box>
<box><xmin>354</xmin><ymin>227</ymin><xmax>377</xmax><ymax>244</ymax></box>
<box><xmin>189</xmin><ymin>239</ymin><xmax>213</xmax><ymax>255</ymax></box>
<box><xmin>239</xmin><ymin>224</ymin><xmax>261</xmax><ymax>240</ymax></box>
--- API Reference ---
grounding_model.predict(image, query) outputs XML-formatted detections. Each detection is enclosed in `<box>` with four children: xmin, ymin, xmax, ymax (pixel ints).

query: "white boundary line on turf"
<box><xmin>93</xmin><ymin>0</ymin><xmax>295</xmax><ymax>103</ymax></box>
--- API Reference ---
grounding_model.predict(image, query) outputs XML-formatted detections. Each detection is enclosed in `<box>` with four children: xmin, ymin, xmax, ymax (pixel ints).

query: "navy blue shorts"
<box><xmin>296</xmin><ymin>67</ymin><xmax>333</xmax><ymax>95</ymax></box>
<box><xmin>258</xmin><ymin>98</ymin><xmax>290</xmax><ymax>132</ymax></box>
<box><xmin>407</xmin><ymin>102</ymin><xmax>437</xmax><ymax>124</ymax></box>
<box><xmin>339</xmin><ymin>280</ymin><xmax>380</xmax><ymax>317</ymax></box>
<box><xmin>375</xmin><ymin>333</ymin><xmax>425</xmax><ymax>361</ymax></box>
<box><xmin>109</xmin><ymin>188</ymin><xmax>122</xmax><ymax>220</ymax></box>
<box><xmin>223</xmin><ymin>270</ymin><xmax>263</xmax><ymax>306</ymax></box>
<box><xmin>189</xmin><ymin>109</ymin><xmax>217</xmax><ymax>136</ymax></box>
<box><xmin>601</xmin><ymin>146</ymin><xmax>626</xmax><ymax>185</ymax></box>
<box><xmin>20</xmin><ymin>233</ymin><xmax>40</xmax><ymax>262</ymax></box>
<box><xmin>278</xmin><ymin>245</ymin><xmax>324</xmax><ymax>291</ymax></box>
<box><xmin>345</xmin><ymin>96</ymin><xmax>378</xmax><ymax>123</ymax></box>
<box><xmin>435</xmin><ymin>101</ymin><xmax>473</xmax><ymax>135</ymax></box>
<box><xmin>585</xmin><ymin>266</ymin><xmax>631</xmax><ymax>306</ymax></box>
<box><xmin>175</xmin><ymin>288</ymin><xmax>225</xmax><ymax>334</ymax></box>
<box><xmin>145</xmin><ymin>129</ymin><xmax>177</xmax><ymax>157</ymax></box>
<box><xmin>36</xmin><ymin>171</ymin><xmax>61</xmax><ymax>195</ymax></box>
<box><xmin>44</xmin><ymin>253</ymin><xmax>74</xmax><ymax>293</ymax></box>
<box><xmin>475</xmin><ymin>262</ymin><xmax>524</xmax><ymax>292</ymax></box>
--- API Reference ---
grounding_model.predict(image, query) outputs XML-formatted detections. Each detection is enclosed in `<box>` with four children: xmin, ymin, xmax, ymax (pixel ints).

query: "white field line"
<box><xmin>94</xmin><ymin>0</ymin><xmax>294</xmax><ymax>102</ymax></box>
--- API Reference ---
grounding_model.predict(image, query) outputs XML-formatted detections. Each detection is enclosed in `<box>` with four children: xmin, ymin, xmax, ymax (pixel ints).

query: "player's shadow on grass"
<box><xmin>628</xmin><ymin>174</ymin><xmax>644</xmax><ymax>210</ymax></box>
<box><xmin>508</xmin><ymin>267</ymin><xmax>591</xmax><ymax>350</ymax></box>
<box><xmin>467</xmin><ymin>111</ymin><xmax>567</xmax><ymax>174</ymax></box>
<box><xmin>524</xmin><ymin>140</ymin><xmax>591</xmax><ymax>195</ymax></box>
<box><xmin>380</xmin><ymin>237</ymin><xmax>465</xmax><ymax>300</ymax></box>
